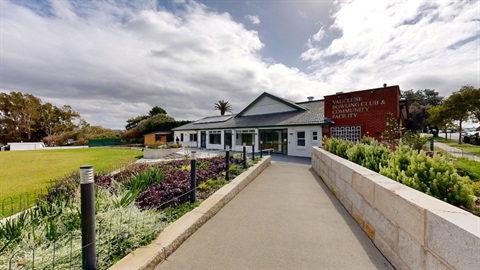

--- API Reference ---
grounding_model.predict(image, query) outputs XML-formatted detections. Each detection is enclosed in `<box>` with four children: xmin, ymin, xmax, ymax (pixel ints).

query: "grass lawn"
<box><xmin>434</xmin><ymin>137</ymin><xmax>480</xmax><ymax>157</ymax></box>
<box><xmin>0</xmin><ymin>148</ymin><xmax>142</xmax><ymax>217</ymax></box>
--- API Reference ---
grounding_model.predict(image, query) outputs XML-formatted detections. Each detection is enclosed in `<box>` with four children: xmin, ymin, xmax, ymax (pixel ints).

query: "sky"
<box><xmin>0</xmin><ymin>0</ymin><xmax>479</xmax><ymax>129</ymax></box>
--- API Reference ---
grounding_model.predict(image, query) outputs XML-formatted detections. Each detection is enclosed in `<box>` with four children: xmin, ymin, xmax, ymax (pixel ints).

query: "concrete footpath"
<box><xmin>434</xmin><ymin>141</ymin><xmax>480</xmax><ymax>162</ymax></box>
<box><xmin>155</xmin><ymin>162</ymin><xmax>393</xmax><ymax>269</ymax></box>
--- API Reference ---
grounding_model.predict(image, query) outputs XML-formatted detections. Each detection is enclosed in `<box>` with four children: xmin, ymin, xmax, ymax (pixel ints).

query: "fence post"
<box><xmin>190</xmin><ymin>151</ymin><xmax>196</xmax><ymax>203</ymax></box>
<box><xmin>225</xmin><ymin>146</ymin><xmax>230</xmax><ymax>181</ymax></box>
<box><xmin>243</xmin><ymin>143</ymin><xmax>247</xmax><ymax>169</ymax></box>
<box><xmin>251</xmin><ymin>143</ymin><xmax>255</xmax><ymax>161</ymax></box>
<box><xmin>80</xmin><ymin>165</ymin><xmax>96</xmax><ymax>270</ymax></box>
<box><xmin>260</xmin><ymin>140</ymin><xmax>263</xmax><ymax>158</ymax></box>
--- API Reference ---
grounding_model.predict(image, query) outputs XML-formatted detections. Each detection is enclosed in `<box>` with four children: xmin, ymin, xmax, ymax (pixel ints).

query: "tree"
<box><xmin>214</xmin><ymin>100</ymin><xmax>233</xmax><ymax>115</ymax></box>
<box><xmin>427</xmin><ymin>105</ymin><xmax>452</xmax><ymax>138</ymax></box>
<box><xmin>433</xmin><ymin>86</ymin><xmax>478</xmax><ymax>144</ymax></box>
<box><xmin>460</xmin><ymin>86</ymin><xmax>480</xmax><ymax>123</ymax></box>
<box><xmin>135</xmin><ymin>113</ymin><xmax>175</xmax><ymax>134</ymax></box>
<box><xmin>0</xmin><ymin>91</ymin><xmax>81</xmax><ymax>145</ymax></box>
<box><xmin>0</xmin><ymin>92</ymin><xmax>41</xmax><ymax>141</ymax></box>
<box><xmin>149</xmin><ymin>106</ymin><xmax>167</xmax><ymax>116</ymax></box>
<box><xmin>125</xmin><ymin>106</ymin><xmax>168</xmax><ymax>130</ymax></box>
<box><xmin>125</xmin><ymin>115</ymin><xmax>149</xmax><ymax>130</ymax></box>
<box><xmin>401</xmin><ymin>89</ymin><xmax>443</xmax><ymax>132</ymax></box>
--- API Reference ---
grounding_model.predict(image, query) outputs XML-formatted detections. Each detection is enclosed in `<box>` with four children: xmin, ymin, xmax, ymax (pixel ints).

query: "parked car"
<box><xmin>463</xmin><ymin>131</ymin><xmax>480</xmax><ymax>145</ymax></box>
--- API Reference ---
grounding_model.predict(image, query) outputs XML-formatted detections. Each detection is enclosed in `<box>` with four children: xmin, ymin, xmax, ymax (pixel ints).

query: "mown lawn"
<box><xmin>0</xmin><ymin>148</ymin><xmax>142</xmax><ymax>216</ymax></box>
<box><xmin>434</xmin><ymin>137</ymin><xmax>480</xmax><ymax>157</ymax></box>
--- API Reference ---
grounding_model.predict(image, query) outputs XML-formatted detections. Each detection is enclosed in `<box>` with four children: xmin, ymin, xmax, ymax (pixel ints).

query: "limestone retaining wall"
<box><xmin>143</xmin><ymin>148</ymin><xmax>180</xmax><ymax>159</ymax></box>
<box><xmin>312</xmin><ymin>147</ymin><xmax>480</xmax><ymax>270</ymax></box>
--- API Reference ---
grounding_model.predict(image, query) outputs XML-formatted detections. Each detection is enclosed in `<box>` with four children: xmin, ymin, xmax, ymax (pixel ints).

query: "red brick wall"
<box><xmin>323</xmin><ymin>86</ymin><xmax>401</xmax><ymax>140</ymax></box>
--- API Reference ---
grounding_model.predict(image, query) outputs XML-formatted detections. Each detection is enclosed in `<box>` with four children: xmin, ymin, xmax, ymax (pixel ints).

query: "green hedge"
<box><xmin>324</xmin><ymin>137</ymin><xmax>476</xmax><ymax>212</ymax></box>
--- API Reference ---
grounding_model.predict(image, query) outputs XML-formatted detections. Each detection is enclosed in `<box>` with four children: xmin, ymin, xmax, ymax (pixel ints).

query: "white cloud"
<box><xmin>0</xmin><ymin>0</ymin><xmax>324</xmax><ymax>129</ymax></box>
<box><xmin>301</xmin><ymin>0</ymin><xmax>480</xmax><ymax>96</ymax></box>
<box><xmin>245</xmin><ymin>14</ymin><xmax>261</xmax><ymax>25</ymax></box>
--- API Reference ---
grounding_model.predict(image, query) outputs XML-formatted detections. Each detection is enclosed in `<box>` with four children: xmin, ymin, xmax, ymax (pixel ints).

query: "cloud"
<box><xmin>245</xmin><ymin>14</ymin><xmax>261</xmax><ymax>25</ymax></box>
<box><xmin>0</xmin><ymin>0</ymin><xmax>324</xmax><ymax>129</ymax></box>
<box><xmin>301</xmin><ymin>0</ymin><xmax>480</xmax><ymax>96</ymax></box>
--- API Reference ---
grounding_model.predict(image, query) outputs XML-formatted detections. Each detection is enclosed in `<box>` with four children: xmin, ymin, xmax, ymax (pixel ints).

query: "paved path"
<box><xmin>434</xmin><ymin>141</ymin><xmax>480</xmax><ymax>162</ymax></box>
<box><xmin>155</xmin><ymin>162</ymin><xmax>392</xmax><ymax>269</ymax></box>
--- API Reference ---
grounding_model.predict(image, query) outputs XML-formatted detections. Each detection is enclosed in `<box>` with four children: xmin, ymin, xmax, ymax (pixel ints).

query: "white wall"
<box><xmin>174</xmin><ymin>131</ymin><xmax>198</xmax><ymax>148</ymax></box>
<box><xmin>287</xmin><ymin>126</ymin><xmax>322</xmax><ymax>157</ymax></box>
<box><xmin>205</xmin><ymin>130</ymin><xmax>224</xmax><ymax>150</ymax></box>
<box><xmin>8</xmin><ymin>142</ymin><xmax>45</xmax><ymax>151</ymax></box>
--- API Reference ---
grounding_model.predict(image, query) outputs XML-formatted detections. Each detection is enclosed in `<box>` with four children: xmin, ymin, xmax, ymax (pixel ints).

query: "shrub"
<box><xmin>379</xmin><ymin>143</ymin><xmax>474</xmax><ymax>208</ymax></box>
<box><xmin>324</xmin><ymin>137</ymin><xmax>476</xmax><ymax>212</ymax></box>
<box><xmin>346</xmin><ymin>140</ymin><xmax>391</xmax><ymax>172</ymax></box>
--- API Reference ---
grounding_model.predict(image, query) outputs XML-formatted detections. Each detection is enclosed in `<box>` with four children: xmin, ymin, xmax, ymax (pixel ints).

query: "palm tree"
<box><xmin>214</xmin><ymin>100</ymin><xmax>233</xmax><ymax>115</ymax></box>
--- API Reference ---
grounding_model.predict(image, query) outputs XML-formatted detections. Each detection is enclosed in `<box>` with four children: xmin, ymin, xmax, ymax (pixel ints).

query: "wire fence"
<box><xmin>1</xmin><ymin>151</ymin><xmax>255</xmax><ymax>269</ymax></box>
<box><xmin>0</xmin><ymin>187</ymin><xmax>199</xmax><ymax>269</ymax></box>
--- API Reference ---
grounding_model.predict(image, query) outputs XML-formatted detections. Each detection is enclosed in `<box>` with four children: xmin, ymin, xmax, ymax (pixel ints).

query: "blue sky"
<box><xmin>0</xmin><ymin>0</ymin><xmax>479</xmax><ymax>129</ymax></box>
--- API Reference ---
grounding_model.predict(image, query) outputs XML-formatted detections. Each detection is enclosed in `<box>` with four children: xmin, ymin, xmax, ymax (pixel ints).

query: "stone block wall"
<box><xmin>312</xmin><ymin>147</ymin><xmax>480</xmax><ymax>270</ymax></box>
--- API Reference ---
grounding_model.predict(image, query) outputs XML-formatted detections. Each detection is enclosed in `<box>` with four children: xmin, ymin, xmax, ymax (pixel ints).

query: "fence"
<box><xmin>88</xmin><ymin>138</ymin><xmax>143</xmax><ymax>147</ymax></box>
<box><xmin>1</xmin><ymin>150</ymin><xmax>254</xmax><ymax>269</ymax></box>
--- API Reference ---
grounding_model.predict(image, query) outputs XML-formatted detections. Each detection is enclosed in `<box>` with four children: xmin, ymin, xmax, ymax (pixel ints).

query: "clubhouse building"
<box><xmin>173</xmin><ymin>85</ymin><xmax>407</xmax><ymax>157</ymax></box>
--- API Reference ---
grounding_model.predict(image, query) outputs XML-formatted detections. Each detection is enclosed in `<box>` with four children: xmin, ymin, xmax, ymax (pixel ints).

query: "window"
<box><xmin>312</xmin><ymin>131</ymin><xmax>318</xmax><ymax>141</ymax></box>
<box><xmin>155</xmin><ymin>134</ymin><xmax>161</xmax><ymax>142</ymax></box>
<box><xmin>331</xmin><ymin>126</ymin><xmax>361</xmax><ymax>142</ymax></box>
<box><xmin>235</xmin><ymin>130</ymin><xmax>255</xmax><ymax>146</ymax></box>
<box><xmin>180</xmin><ymin>133</ymin><xmax>184</xmax><ymax>142</ymax></box>
<box><xmin>209</xmin><ymin>130</ymin><xmax>221</xmax><ymax>145</ymax></box>
<box><xmin>297</xmin><ymin>131</ymin><xmax>306</xmax><ymax>147</ymax></box>
<box><xmin>189</xmin><ymin>133</ymin><xmax>197</xmax><ymax>142</ymax></box>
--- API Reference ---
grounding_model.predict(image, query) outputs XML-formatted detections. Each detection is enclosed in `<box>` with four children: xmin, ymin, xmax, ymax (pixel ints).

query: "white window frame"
<box><xmin>311</xmin><ymin>131</ymin><xmax>319</xmax><ymax>142</ymax></box>
<box><xmin>296</xmin><ymin>131</ymin><xmax>306</xmax><ymax>148</ymax></box>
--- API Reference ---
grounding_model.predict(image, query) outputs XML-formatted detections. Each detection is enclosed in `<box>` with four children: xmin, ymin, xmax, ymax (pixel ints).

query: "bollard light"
<box><xmin>251</xmin><ymin>143</ymin><xmax>255</xmax><ymax>161</ymax></box>
<box><xmin>242</xmin><ymin>143</ymin><xmax>247</xmax><ymax>169</ymax></box>
<box><xmin>80</xmin><ymin>165</ymin><xmax>96</xmax><ymax>270</ymax></box>
<box><xmin>190</xmin><ymin>151</ymin><xmax>197</xmax><ymax>203</ymax></box>
<box><xmin>225</xmin><ymin>147</ymin><xmax>230</xmax><ymax>181</ymax></box>
<box><xmin>80</xmin><ymin>165</ymin><xmax>94</xmax><ymax>184</ymax></box>
<box><xmin>260</xmin><ymin>140</ymin><xmax>263</xmax><ymax>158</ymax></box>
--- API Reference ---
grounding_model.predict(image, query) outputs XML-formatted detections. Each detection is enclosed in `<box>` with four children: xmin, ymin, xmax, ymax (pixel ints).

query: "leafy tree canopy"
<box><xmin>149</xmin><ymin>106</ymin><xmax>167</xmax><ymax>116</ymax></box>
<box><xmin>402</xmin><ymin>89</ymin><xmax>444</xmax><ymax>132</ymax></box>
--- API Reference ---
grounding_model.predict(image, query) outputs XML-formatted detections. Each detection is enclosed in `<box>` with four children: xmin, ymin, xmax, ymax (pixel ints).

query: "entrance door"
<box><xmin>201</xmin><ymin>131</ymin><xmax>206</xmax><ymax>148</ymax></box>
<box><xmin>259</xmin><ymin>129</ymin><xmax>288</xmax><ymax>154</ymax></box>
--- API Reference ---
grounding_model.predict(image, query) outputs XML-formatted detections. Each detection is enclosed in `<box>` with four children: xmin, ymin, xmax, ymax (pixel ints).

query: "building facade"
<box><xmin>174</xmin><ymin>85</ymin><xmax>405</xmax><ymax>157</ymax></box>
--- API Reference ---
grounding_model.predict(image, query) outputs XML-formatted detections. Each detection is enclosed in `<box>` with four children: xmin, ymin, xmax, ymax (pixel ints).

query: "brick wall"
<box><xmin>323</xmin><ymin>85</ymin><xmax>401</xmax><ymax>140</ymax></box>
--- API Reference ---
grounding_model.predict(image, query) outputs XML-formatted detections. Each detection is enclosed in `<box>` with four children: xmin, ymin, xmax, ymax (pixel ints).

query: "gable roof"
<box><xmin>236</xmin><ymin>92</ymin><xmax>306</xmax><ymax>117</ymax></box>
<box><xmin>173</xmin><ymin>92</ymin><xmax>325</xmax><ymax>131</ymax></box>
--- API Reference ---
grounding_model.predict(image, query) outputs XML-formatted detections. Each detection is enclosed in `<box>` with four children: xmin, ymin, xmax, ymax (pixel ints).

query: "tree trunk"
<box><xmin>458</xmin><ymin>120</ymin><xmax>462</xmax><ymax>144</ymax></box>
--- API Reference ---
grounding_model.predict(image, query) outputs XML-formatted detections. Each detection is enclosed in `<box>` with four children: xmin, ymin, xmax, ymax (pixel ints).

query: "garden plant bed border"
<box><xmin>110</xmin><ymin>156</ymin><xmax>271</xmax><ymax>270</ymax></box>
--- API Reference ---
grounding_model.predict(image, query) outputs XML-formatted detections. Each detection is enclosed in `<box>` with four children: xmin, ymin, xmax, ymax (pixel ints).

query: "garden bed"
<box><xmin>323</xmin><ymin>137</ymin><xmax>479</xmax><ymax>216</ymax></box>
<box><xmin>0</xmin><ymin>155</ymin><xmax>252</xmax><ymax>269</ymax></box>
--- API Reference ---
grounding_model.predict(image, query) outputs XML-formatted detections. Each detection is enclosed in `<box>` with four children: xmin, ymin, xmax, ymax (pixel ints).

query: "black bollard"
<box><xmin>252</xmin><ymin>144</ymin><xmax>255</xmax><ymax>161</ymax></box>
<box><xmin>243</xmin><ymin>143</ymin><xmax>247</xmax><ymax>169</ymax></box>
<box><xmin>80</xmin><ymin>165</ymin><xmax>96</xmax><ymax>270</ymax></box>
<box><xmin>190</xmin><ymin>151</ymin><xmax>196</xmax><ymax>203</ymax></box>
<box><xmin>260</xmin><ymin>140</ymin><xmax>263</xmax><ymax>158</ymax></box>
<box><xmin>225</xmin><ymin>146</ymin><xmax>230</xmax><ymax>181</ymax></box>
